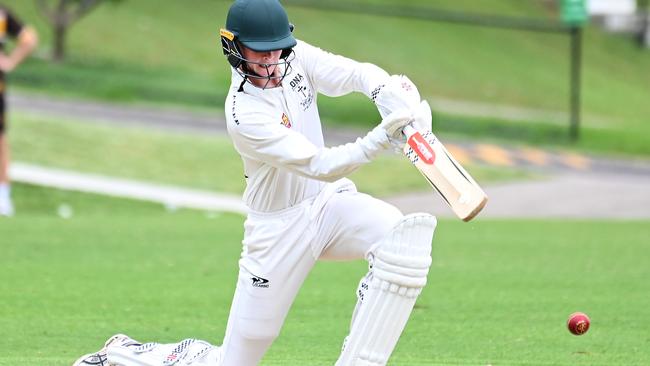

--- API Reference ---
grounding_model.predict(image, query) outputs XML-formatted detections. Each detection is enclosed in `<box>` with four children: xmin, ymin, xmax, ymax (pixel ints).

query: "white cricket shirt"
<box><xmin>225</xmin><ymin>40</ymin><xmax>390</xmax><ymax>212</ymax></box>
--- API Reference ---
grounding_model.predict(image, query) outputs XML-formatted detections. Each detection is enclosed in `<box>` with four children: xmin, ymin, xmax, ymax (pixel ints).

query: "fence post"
<box><xmin>569</xmin><ymin>26</ymin><xmax>582</xmax><ymax>141</ymax></box>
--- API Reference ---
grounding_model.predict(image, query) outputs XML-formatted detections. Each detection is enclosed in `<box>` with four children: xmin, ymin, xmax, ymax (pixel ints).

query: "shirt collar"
<box><xmin>231</xmin><ymin>68</ymin><xmax>286</xmax><ymax>97</ymax></box>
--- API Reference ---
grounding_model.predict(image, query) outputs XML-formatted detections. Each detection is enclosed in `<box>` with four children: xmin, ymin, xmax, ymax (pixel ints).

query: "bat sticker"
<box><xmin>407</xmin><ymin>132</ymin><xmax>436</xmax><ymax>165</ymax></box>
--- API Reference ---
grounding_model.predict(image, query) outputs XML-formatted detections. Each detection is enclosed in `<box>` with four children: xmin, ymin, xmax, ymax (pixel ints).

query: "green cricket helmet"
<box><xmin>220</xmin><ymin>0</ymin><xmax>297</xmax><ymax>88</ymax></box>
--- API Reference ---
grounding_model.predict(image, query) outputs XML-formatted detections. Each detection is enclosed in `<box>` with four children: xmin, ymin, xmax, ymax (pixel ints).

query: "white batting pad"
<box><xmin>107</xmin><ymin>339</ymin><xmax>221</xmax><ymax>366</ymax></box>
<box><xmin>336</xmin><ymin>213</ymin><xmax>436</xmax><ymax>366</ymax></box>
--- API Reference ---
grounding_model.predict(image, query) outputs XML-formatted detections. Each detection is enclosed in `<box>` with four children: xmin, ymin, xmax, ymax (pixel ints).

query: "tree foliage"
<box><xmin>34</xmin><ymin>0</ymin><xmax>123</xmax><ymax>61</ymax></box>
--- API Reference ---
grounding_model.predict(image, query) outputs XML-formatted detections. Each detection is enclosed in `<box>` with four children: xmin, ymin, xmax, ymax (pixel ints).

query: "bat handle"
<box><xmin>402</xmin><ymin>123</ymin><xmax>417</xmax><ymax>138</ymax></box>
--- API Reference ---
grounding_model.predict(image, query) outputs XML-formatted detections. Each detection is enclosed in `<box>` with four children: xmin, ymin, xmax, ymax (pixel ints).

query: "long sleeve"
<box><xmin>229</xmin><ymin>107</ymin><xmax>388</xmax><ymax>183</ymax></box>
<box><xmin>296</xmin><ymin>40</ymin><xmax>390</xmax><ymax>98</ymax></box>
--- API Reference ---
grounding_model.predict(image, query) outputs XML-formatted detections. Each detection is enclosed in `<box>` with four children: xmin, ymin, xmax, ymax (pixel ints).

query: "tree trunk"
<box><xmin>641</xmin><ymin>9</ymin><xmax>650</xmax><ymax>48</ymax></box>
<box><xmin>36</xmin><ymin>0</ymin><xmax>109</xmax><ymax>61</ymax></box>
<box><xmin>640</xmin><ymin>0</ymin><xmax>650</xmax><ymax>48</ymax></box>
<box><xmin>52</xmin><ymin>21</ymin><xmax>66</xmax><ymax>62</ymax></box>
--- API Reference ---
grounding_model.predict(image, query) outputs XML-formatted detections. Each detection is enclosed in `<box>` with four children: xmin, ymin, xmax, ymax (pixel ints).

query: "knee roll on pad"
<box><xmin>373</xmin><ymin>213</ymin><xmax>436</xmax><ymax>290</ymax></box>
<box><xmin>336</xmin><ymin>213</ymin><xmax>437</xmax><ymax>366</ymax></box>
<box><xmin>377</xmin><ymin>213</ymin><xmax>437</xmax><ymax>261</ymax></box>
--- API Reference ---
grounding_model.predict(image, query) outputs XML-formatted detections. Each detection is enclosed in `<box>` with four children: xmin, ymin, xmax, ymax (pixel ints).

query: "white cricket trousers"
<box><xmin>220</xmin><ymin>178</ymin><xmax>403</xmax><ymax>365</ymax></box>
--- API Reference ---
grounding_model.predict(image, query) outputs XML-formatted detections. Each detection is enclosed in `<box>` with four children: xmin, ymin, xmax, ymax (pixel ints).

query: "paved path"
<box><xmin>12</xmin><ymin>162</ymin><xmax>649</xmax><ymax>219</ymax></box>
<box><xmin>9</xmin><ymin>93</ymin><xmax>650</xmax><ymax>219</ymax></box>
<box><xmin>388</xmin><ymin>172</ymin><xmax>650</xmax><ymax>219</ymax></box>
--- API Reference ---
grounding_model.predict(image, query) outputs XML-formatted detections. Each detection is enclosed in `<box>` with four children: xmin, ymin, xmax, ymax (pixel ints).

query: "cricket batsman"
<box><xmin>73</xmin><ymin>0</ymin><xmax>436</xmax><ymax>365</ymax></box>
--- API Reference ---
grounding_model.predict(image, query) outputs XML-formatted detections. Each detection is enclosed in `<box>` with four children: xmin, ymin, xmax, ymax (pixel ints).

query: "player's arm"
<box><xmin>0</xmin><ymin>19</ymin><xmax>38</xmax><ymax>73</ymax></box>
<box><xmin>297</xmin><ymin>41</ymin><xmax>428</xmax><ymax>134</ymax></box>
<box><xmin>228</xmin><ymin>108</ymin><xmax>412</xmax><ymax>182</ymax></box>
<box><xmin>296</xmin><ymin>40</ymin><xmax>390</xmax><ymax>99</ymax></box>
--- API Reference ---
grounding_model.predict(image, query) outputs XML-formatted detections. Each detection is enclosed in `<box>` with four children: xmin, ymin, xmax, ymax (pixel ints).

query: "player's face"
<box><xmin>240</xmin><ymin>46</ymin><xmax>283</xmax><ymax>78</ymax></box>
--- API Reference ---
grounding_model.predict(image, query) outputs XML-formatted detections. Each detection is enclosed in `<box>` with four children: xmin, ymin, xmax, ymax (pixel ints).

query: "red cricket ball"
<box><xmin>567</xmin><ymin>312</ymin><xmax>590</xmax><ymax>335</ymax></box>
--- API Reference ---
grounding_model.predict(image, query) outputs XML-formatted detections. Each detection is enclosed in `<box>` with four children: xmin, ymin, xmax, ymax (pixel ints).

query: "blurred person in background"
<box><xmin>0</xmin><ymin>4</ymin><xmax>38</xmax><ymax>217</ymax></box>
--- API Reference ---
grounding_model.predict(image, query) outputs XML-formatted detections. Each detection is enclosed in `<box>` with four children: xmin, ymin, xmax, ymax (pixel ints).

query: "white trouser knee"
<box><xmin>336</xmin><ymin>213</ymin><xmax>437</xmax><ymax>366</ymax></box>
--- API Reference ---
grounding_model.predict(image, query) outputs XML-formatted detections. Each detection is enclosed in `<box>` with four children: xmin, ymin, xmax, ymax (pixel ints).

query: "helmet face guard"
<box><xmin>220</xmin><ymin>28</ymin><xmax>295</xmax><ymax>89</ymax></box>
<box><xmin>220</xmin><ymin>0</ymin><xmax>297</xmax><ymax>89</ymax></box>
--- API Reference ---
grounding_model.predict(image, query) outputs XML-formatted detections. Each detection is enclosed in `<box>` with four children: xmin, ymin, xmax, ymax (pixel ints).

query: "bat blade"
<box><xmin>403</xmin><ymin>125</ymin><xmax>488</xmax><ymax>221</ymax></box>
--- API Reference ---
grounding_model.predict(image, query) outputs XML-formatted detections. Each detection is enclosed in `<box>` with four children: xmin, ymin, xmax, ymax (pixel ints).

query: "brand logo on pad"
<box><xmin>251</xmin><ymin>275</ymin><xmax>270</xmax><ymax>288</ymax></box>
<box><xmin>281</xmin><ymin>113</ymin><xmax>292</xmax><ymax>129</ymax></box>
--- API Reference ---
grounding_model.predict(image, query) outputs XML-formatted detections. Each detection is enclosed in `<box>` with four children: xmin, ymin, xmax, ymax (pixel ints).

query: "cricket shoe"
<box><xmin>0</xmin><ymin>197</ymin><xmax>14</xmax><ymax>217</ymax></box>
<box><xmin>72</xmin><ymin>334</ymin><xmax>141</xmax><ymax>366</ymax></box>
<box><xmin>108</xmin><ymin>339</ymin><xmax>223</xmax><ymax>366</ymax></box>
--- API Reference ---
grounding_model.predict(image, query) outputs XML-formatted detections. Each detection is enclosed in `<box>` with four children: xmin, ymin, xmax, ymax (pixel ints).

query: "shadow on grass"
<box><xmin>12</xmin><ymin>58</ymin><xmax>227</xmax><ymax>108</ymax></box>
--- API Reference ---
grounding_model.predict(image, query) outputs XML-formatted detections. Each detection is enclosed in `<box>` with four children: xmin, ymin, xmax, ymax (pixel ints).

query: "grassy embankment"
<box><xmin>6</xmin><ymin>0</ymin><xmax>650</xmax><ymax>156</ymax></box>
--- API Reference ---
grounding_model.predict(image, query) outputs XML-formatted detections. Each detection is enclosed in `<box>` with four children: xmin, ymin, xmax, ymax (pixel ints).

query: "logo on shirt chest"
<box><xmin>281</xmin><ymin>113</ymin><xmax>292</xmax><ymax>128</ymax></box>
<box><xmin>0</xmin><ymin>14</ymin><xmax>7</xmax><ymax>40</ymax></box>
<box><xmin>288</xmin><ymin>73</ymin><xmax>314</xmax><ymax>111</ymax></box>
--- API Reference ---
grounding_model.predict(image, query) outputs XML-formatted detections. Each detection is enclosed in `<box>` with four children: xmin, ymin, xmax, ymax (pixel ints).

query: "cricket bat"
<box><xmin>402</xmin><ymin>124</ymin><xmax>488</xmax><ymax>222</ymax></box>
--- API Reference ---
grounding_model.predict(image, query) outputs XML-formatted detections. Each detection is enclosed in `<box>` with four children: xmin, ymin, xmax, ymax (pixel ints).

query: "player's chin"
<box><xmin>258</xmin><ymin>63</ymin><xmax>279</xmax><ymax>74</ymax></box>
<box><xmin>260</xmin><ymin>68</ymin><xmax>277</xmax><ymax>77</ymax></box>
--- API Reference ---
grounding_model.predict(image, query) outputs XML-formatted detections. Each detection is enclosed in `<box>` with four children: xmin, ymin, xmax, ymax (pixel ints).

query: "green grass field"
<box><xmin>5</xmin><ymin>0</ymin><xmax>650</xmax><ymax>156</ymax></box>
<box><xmin>1</xmin><ymin>3</ymin><xmax>648</xmax><ymax>366</ymax></box>
<box><xmin>1</xmin><ymin>185</ymin><xmax>649</xmax><ymax>365</ymax></box>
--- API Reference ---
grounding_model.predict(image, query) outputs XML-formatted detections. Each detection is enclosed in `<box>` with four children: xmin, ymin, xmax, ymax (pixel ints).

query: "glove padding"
<box><xmin>377</xmin><ymin>108</ymin><xmax>414</xmax><ymax>145</ymax></box>
<box><xmin>412</xmin><ymin>100</ymin><xmax>432</xmax><ymax>133</ymax></box>
<box><xmin>374</xmin><ymin>75</ymin><xmax>421</xmax><ymax>119</ymax></box>
<box><xmin>356</xmin><ymin>109</ymin><xmax>413</xmax><ymax>160</ymax></box>
<box><xmin>382</xmin><ymin>101</ymin><xmax>432</xmax><ymax>152</ymax></box>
